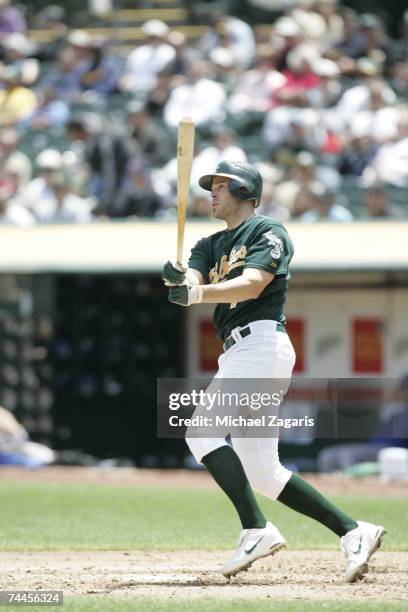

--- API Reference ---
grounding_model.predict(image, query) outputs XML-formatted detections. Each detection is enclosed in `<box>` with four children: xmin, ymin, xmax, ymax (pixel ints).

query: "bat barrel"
<box><xmin>176</xmin><ymin>117</ymin><xmax>195</xmax><ymax>265</ymax></box>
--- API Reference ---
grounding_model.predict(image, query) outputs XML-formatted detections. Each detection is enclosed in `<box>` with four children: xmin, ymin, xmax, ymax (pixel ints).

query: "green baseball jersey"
<box><xmin>188</xmin><ymin>214</ymin><xmax>294</xmax><ymax>341</ymax></box>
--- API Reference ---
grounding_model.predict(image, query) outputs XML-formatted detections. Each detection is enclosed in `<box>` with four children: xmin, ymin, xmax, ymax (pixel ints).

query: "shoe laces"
<box><xmin>343</xmin><ymin>528</ymin><xmax>362</xmax><ymax>557</ymax></box>
<box><xmin>236</xmin><ymin>529</ymin><xmax>248</xmax><ymax>547</ymax></box>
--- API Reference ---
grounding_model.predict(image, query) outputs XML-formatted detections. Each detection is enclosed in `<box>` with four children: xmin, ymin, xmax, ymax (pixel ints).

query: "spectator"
<box><xmin>310</xmin><ymin>57</ymin><xmax>342</xmax><ymax>109</ymax></box>
<box><xmin>165</xmin><ymin>31</ymin><xmax>200</xmax><ymax>77</ymax></box>
<box><xmin>363</xmin><ymin>184</ymin><xmax>406</xmax><ymax>218</ymax></box>
<box><xmin>39</xmin><ymin>45</ymin><xmax>82</xmax><ymax>101</ymax></box>
<box><xmin>309</xmin><ymin>61</ymin><xmax>344</xmax><ymax>155</ymax></box>
<box><xmin>127</xmin><ymin>99</ymin><xmax>170</xmax><ymax>166</ymax></box>
<box><xmin>145</xmin><ymin>68</ymin><xmax>173</xmax><ymax>117</ymax></box>
<box><xmin>208</xmin><ymin>47</ymin><xmax>238</xmax><ymax>95</ymax></box>
<box><xmin>191</xmin><ymin>126</ymin><xmax>247</xmax><ymax>191</ymax></box>
<box><xmin>0</xmin><ymin>156</ymin><xmax>14</xmax><ymax>193</ymax></box>
<box><xmin>32</xmin><ymin>169</ymin><xmax>94</xmax><ymax>224</ymax></box>
<box><xmin>66</xmin><ymin>115</ymin><xmax>138</xmax><ymax>216</ymax></box>
<box><xmin>66</xmin><ymin>30</ymin><xmax>122</xmax><ymax>95</ymax></box>
<box><xmin>263</xmin><ymin>107</ymin><xmax>322</xmax><ymax>153</ymax></box>
<box><xmin>24</xmin><ymin>86</ymin><xmax>70</xmax><ymax>129</ymax></box>
<box><xmin>256</xmin><ymin>179</ymin><xmax>290</xmax><ymax>221</ymax></box>
<box><xmin>334</xmin><ymin>76</ymin><xmax>397</xmax><ymax>136</ymax></box>
<box><xmin>0</xmin><ymin>405</ymin><xmax>55</xmax><ymax>466</ymax></box>
<box><xmin>338</xmin><ymin>124</ymin><xmax>380</xmax><ymax>176</ymax></box>
<box><xmin>270</xmin><ymin>17</ymin><xmax>302</xmax><ymax>73</ymax></box>
<box><xmin>391</xmin><ymin>59</ymin><xmax>408</xmax><ymax>100</ymax></box>
<box><xmin>1</xmin><ymin>158</ymin><xmax>29</xmax><ymax>198</ymax></box>
<box><xmin>274</xmin><ymin>44</ymin><xmax>321</xmax><ymax>107</ymax></box>
<box><xmin>163</xmin><ymin>60</ymin><xmax>226</xmax><ymax>128</ymax></box>
<box><xmin>0</xmin><ymin>33</ymin><xmax>39</xmax><ymax>85</ymax></box>
<box><xmin>290</xmin><ymin>2</ymin><xmax>327</xmax><ymax>49</ymax></box>
<box><xmin>113</xmin><ymin>159</ymin><xmax>163</xmax><ymax>218</ymax></box>
<box><xmin>300</xmin><ymin>182</ymin><xmax>354</xmax><ymax>221</ymax></box>
<box><xmin>348</xmin><ymin>80</ymin><xmax>399</xmax><ymax>143</ymax></box>
<box><xmin>290</xmin><ymin>185</ymin><xmax>313</xmax><ymax>219</ymax></box>
<box><xmin>200</xmin><ymin>13</ymin><xmax>256</xmax><ymax>69</ymax></box>
<box><xmin>228</xmin><ymin>44</ymin><xmax>286</xmax><ymax>114</ymax></box>
<box><xmin>0</xmin><ymin>64</ymin><xmax>37</xmax><ymax>126</ymax></box>
<box><xmin>362</xmin><ymin>109</ymin><xmax>408</xmax><ymax>186</ymax></box>
<box><xmin>10</xmin><ymin>148</ymin><xmax>63</xmax><ymax>212</ymax></box>
<box><xmin>0</xmin><ymin>127</ymin><xmax>31</xmax><ymax>190</ymax></box>
<box><xmin>32</xmin><ymin>4</ymin><xmax>67</xmax><ymax>61</ymax></box>
<box><xmin>395</xmin><ymin>10</ymin><xmax>408</xmax><ymax>63</ymax></box>
<box><xmin>0</xmin><ymin>184</ymin><xmax>34</xmax><ymax>226</ymax></box>
<box><xmin>0</xmin><ymin>0</ymin><xmax>26</xmax><ymax>36</ymax></box>
<box><xmin>222</xmin><ymin>15</ymin><xmax>256</xmax><ymax>67</ymax></box>
<box><xmin>359</xmin><ymin>13</ymin><xmax>392</xmax><ymax>69</ymax></box>
<box><xmin>314</xmin><ymin>0</ymin><xmax>344</xmax><ymax>47</ymax></box>
<box><xmin>121</xmin><ymin>20</ymin><xmax>175</xmax><ymax>94</ymax></box>
<box><xmin>273</xmin><ymin>151</ymin><xmax>314</xmax><ymax>211</ymax></box>
<box><xmin>328</xmin><ymin>8</ymin><xmax>366</xmax><ymax>60</ymax></box>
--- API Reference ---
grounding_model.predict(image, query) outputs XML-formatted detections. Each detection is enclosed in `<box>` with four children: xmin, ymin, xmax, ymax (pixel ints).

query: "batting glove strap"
<box><xmin>162</xmin><ymin>260</ymin><xmax>186</xmax><ymax>286</ymax></box>
<box><xmin>168</xmin><ymin>283</ymin><xmax>203</xmax><ymax>306</ymax></box>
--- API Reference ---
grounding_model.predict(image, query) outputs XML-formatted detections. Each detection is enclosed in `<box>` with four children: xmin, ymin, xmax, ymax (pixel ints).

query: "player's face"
<box><xmin>210</xmin><ymin>177</ymin><xmax>240</xmax><ymax>220</ymax></box>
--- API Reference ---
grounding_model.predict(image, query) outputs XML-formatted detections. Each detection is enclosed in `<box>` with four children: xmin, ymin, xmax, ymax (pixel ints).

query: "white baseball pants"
<box><xmin>186</xmin><ymin>320</ymin><xmax>296</xmax><ymax>500</ymax></box>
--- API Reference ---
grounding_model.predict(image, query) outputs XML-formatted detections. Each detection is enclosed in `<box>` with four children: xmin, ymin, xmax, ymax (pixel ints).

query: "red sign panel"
<box><xmin>352</xmin><ymin>318</ymin><xmax>383</xmax><ymax>373</ymax></box>
<box><xmin>286</xmin><ymin>318</ymin><xmax>305</xmax><ymax>373</ymax></box>
<box><xmin>199</xmin><ymin>319</ymin><xmax>223</xmax><ymax>372</ymax></box>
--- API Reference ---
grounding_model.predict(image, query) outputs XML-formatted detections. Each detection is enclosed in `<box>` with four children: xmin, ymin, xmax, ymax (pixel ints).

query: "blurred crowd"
<box><xmin>0</xmin><ymin>0</ymin><xmax>407</xmax><ymax>225</ymax></box>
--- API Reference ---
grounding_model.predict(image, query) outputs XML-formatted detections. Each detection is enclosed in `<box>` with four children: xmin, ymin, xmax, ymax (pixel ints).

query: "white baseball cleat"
<box><xmin>341</xmin><ymin>520</ymin><xmax>386</xmax><ymax>583</ymax></box>
<box><xmin>222</xmin><ymin>521</ymin><xmax>286</xmax><ymax>578</ymax></box>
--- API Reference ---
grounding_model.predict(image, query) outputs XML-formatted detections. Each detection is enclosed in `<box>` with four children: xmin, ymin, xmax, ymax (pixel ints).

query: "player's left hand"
<box><xmin>162</xmin><ymin>260</ymin><xmax>186</xmax><ymax>286</ymax></box>
<box><xmin>168</xmin><ymin>282</ymin><xmax>203</xmax><ymax>306</ymax></box>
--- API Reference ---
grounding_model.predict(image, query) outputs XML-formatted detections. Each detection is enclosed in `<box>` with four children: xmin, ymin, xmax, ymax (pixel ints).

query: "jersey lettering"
<box><xmin>209</xmin><ymin>245</ymin><xmax>247</xmax><ymax>284</ymax></box>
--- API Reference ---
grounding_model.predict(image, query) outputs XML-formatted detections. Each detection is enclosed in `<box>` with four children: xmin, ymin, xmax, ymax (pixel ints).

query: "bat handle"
<box><xmin>176</xmin><ymin>222</ymin><xmax>185</xmax><ymax>266</ymax></box>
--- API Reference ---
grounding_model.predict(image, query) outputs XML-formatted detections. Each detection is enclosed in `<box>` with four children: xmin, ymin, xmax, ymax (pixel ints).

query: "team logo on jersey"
<box><xmin>264</xmin><ymin>231</ymin><xmax>283</xmax><ymax>259</ymax></box>
<box><xmin>209</xmin><ymin>245</ymin><xmax>247</xmax><ymax>284</ymax></box>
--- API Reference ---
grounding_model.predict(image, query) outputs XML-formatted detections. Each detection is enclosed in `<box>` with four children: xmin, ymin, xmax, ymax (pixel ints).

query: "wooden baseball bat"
<box><xmin>176</xmin><ymin>117</ymin><xmax>195</xmax><ymax>265</ymax></box>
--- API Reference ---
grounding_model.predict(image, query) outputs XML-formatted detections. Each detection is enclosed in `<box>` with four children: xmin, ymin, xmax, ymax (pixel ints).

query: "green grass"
<box><xmin>0</xmin><ymin>482</ymin><xmax>406</xmax><ymax>551</ymax></box>
<box><xmin>61</xmin><ymin>598</ymin><xmax>408</xmax><ymax>611</ymax></box>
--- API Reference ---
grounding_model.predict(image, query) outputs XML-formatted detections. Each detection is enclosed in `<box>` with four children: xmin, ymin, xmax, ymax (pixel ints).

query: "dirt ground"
<box><xmin>0</xmin><ymin>550</ymin><xmax>407</xmax><ymax>603</ymax></box>
<box><xmin>0</xmin><ymin>467</ymin><xmax>407</xmax><ymax>603</ymax></box>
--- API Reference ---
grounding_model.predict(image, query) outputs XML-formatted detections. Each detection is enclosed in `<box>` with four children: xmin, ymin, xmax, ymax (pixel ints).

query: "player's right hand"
<box><xmin>161</xmin><ymin>260</ymin><xmax>186</xmax><ymax>286</ymax></box>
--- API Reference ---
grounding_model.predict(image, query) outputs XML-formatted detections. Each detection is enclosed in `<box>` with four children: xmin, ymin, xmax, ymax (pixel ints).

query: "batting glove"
<box><xmin>168</xmin><ymin>282</ymin><xmax>203</xmax><ymax>306</ymax></box>
<box><xmin>162</xmin><ymin>260</ymin><xmax>186</xmax><ymax>286</ymax></box>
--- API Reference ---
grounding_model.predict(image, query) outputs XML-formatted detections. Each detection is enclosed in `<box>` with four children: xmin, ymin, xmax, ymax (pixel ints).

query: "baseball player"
<box><xmin>161</xmin><ymin>161</ymin><xmax>385</xmax><ymax>582</ymax></box>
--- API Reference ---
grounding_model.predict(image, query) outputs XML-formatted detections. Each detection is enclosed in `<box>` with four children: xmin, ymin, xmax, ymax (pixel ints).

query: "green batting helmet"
<box><xmin>199</xmin><ymin>161</ymin><xmax>263</xmax><ymax>206</ymax></box>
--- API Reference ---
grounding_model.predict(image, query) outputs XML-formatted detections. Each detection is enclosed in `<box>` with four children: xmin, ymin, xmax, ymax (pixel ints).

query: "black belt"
<box><xmin>223</xmin><ymin>322</ymin><xmax>286</xmax><ymax>352</ymax></box>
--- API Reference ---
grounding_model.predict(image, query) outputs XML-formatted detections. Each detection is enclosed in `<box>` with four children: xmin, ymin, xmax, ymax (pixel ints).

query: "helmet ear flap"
<box><xmin>229</xmin><ymin>179</ymin><xmax>249</xmax><ymax>200</ymax></box>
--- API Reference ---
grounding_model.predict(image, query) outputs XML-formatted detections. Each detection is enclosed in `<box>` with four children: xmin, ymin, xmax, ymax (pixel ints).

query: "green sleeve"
<box><xmin>244</xmin><ymin>224</ymin><xmax>293</xmax><ymax>276</ymax></box>
<box><xmin>188</xmin><ymin>237</ymin><xmax>211</xmax><ymax>282</ymax></box>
